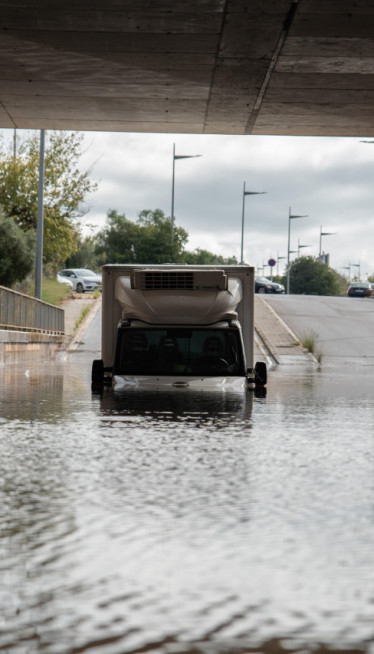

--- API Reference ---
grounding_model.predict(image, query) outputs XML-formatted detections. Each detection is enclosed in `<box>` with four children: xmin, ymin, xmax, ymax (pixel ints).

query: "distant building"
<box><xmin>316</xmin><ymin>253</ymin><xmax>330</xmax><ymax>266</ymax></box>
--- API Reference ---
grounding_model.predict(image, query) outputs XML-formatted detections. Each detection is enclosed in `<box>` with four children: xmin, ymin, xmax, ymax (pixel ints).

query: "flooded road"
<box><xmin>1</xmin><ymin>330</ymin><xmax>374</xmax><ymax>653</ymax></box>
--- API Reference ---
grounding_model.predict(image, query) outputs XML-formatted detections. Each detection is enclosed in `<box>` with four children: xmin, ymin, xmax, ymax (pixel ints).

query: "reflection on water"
<box><xmin>0</xmin><ymin>360</ymin><xmax>373</xmax><ymax>654</ymax></box>
<box><xmin>98</xmin><ymin>386</ymin><xmax>254</xmax><ymax>424</ymax></box>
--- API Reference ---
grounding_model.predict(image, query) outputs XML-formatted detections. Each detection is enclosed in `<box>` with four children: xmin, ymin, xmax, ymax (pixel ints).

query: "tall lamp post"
<box><xmin>319</xmin><ymin>225</ymin><xmax>336</xmax><ymax>258</ymax></box>
<box><xmin>171</xmin><ymin>143</ymin><xmax>201</xmax><ymax>251</ymax></box>
<box><xmin>298</xmin><ymin>238</ymin><xmax>311</xmax><ymax>257</ymax></box>
<box><xmin>287</xmin><ymin>207</ymin><xmax>308</xmax><ymax>294</ymax></box>
<box><xmin>240</xmin><ymin>182</ymin><xmax>266</xmax><ymax>263</ymax></box>
<box><xmin>35</xmin><ymin>129</ymin><xmax>45</xmax><ymax>299</ymax></box>
<box><xmin>350</xmin><ymin>262</ymin><xmax>361</xmax><ymax>280</ymax></box>
<box><xmin>341</xmin><ymin>265</ymin><xmax>351</xmax><ymax>281</ymax></box>
<box><xmin>276</xmin><ymin>253</ymin><xmax>287</xmax><ymax>277</ymax></box>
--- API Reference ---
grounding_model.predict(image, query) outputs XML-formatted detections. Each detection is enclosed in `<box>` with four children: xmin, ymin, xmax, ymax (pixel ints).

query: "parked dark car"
<box><xmin>255</xmin><ymin>276</ymin><xmax>285</xmax><ymax>294</ymax></box>
<box><xmin>347</xmin><ymin>282</ymin><xmax>372</xmax><ymax>298</ymax></box>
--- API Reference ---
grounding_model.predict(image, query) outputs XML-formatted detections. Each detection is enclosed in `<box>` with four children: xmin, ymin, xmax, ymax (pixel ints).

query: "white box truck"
<box><xmin>92</xmin><ymin>264</ymin><xmax>267</xmax><ymax>391</ymax></box>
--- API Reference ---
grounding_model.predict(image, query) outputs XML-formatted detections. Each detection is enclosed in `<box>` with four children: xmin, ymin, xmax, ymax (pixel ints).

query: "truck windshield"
<box><xmin>114</xmin><ymin>327</ymin><xmax>245</xmax><ymax>376</ymax></box>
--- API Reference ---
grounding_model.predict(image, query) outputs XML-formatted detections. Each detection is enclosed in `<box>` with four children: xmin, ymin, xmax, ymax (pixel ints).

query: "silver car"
<box><xmin>57</xmin><ymin>268</ymin><xmax>102</xmax><ymax>293</ymax></box>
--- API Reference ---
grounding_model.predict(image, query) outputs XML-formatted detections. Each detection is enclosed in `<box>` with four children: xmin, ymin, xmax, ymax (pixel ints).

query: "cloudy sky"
<box><xmin>4</xmin><ymin>128</ymin><xmax>374</xmax><ymax>279</ymax></box>
<box><xmin>77</xmin><ymin>131</ymin><xmax>374</xmax><ymax>280</ymax></box>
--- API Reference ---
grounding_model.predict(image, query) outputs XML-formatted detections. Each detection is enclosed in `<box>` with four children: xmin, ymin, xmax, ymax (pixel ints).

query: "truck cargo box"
<box><xmin>92</xmin><ymin>264</ymin><xmax>267</xmax><ymax>390</ymax></box>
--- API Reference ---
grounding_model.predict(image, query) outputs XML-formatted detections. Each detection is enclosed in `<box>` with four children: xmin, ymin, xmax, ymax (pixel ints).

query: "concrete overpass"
<box><xmin>1</xmin><ymin>0</ymin><xmax>374</xmax><ymax>136</ymax></box>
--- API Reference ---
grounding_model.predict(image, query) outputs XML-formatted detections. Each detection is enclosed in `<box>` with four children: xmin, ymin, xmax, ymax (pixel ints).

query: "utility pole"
<box><xmin>35</xmin><ymin>130</ymin><xmax>45</xmax><ymax>299</ymax></box>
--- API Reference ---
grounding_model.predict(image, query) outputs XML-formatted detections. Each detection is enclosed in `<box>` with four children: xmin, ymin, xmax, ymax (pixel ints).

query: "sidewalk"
<box><xmin>60</xmin><ymin>294</ymin><xmax>101</xmax><ymax>350</ymax></box>
<box><xmin>254</xmin><ymin>296</ymin><xmax>313</xmax><ymax>365</ymax></box>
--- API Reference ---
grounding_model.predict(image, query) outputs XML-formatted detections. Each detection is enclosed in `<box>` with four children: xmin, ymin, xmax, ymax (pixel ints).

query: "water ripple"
<box><xmin>1</xmin><ymin>363</ymin><xmax>374</xmax><ymax>653</ymax></box>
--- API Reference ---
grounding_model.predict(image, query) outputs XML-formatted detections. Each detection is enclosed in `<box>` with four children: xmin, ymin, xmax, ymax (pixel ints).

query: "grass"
<box><xmin>302</xmin><ymin>332</ymin><xmax>317</xmax><ymax>354</ymax></box>
<box><xmin>14</xmin><ymin>276</ymin><xmax>101</xmax><ymax>307</ymax></box>
<box><xmin>41</xmin><ymin>278</ymin><xmax>73</xmax><ymax>306</ymax></box>
<box><xmin>74</xmin><ymin>305</ymin><xmax>91</xmax><ymax>330</ymax></box>
<box><xmin>14</xmin><ymin>276</ymin><xmax>73</xmax><ymax>306</ymax></box>
<box><xmin>302</xmin><ymin>330</ymin><xmax>323</xmax><ymax>364</ymax></box>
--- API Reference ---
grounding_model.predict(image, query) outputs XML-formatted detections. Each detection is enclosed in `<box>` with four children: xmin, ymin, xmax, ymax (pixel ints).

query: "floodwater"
<box><xmin>1</xmin><ymin>348</ymin><xmax>373</xmax><ymax>654</ymax></box>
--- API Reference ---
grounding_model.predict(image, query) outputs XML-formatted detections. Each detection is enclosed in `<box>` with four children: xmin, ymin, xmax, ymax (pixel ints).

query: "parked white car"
<box><xmin>57</xmin><ymin>274</ymin><xmax>74</xmax><ymax>289</ymax></box>
<box><xmin>57</xmin><ymin>268</ymin><xmax>102</xmax><ymax>293</ymax></box>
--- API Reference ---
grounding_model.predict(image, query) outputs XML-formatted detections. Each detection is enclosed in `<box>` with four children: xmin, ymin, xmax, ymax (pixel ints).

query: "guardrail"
<box><xmin>0</xmin><ymin>286</ymin><xmax>64</xmax><ymax>335</ymax></box>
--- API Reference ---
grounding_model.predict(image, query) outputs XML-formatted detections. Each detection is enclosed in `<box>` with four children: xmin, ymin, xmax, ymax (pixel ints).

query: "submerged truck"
<box><xmin>92</xmin><ymin>264</ymin><xmax>267</xmax><ymax>391</ymax></box>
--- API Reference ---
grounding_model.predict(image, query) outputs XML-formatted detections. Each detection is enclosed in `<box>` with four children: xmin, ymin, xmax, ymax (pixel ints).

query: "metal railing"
<box><xmin>0</xmin><ymin>286</ymin><xmax>64</xmax><ymax>335</ymax></box>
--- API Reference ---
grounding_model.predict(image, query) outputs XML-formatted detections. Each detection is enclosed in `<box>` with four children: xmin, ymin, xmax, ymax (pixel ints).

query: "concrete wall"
<box><xmin>0</xmin><ymin>330</ymin><xmax>64</xmax><ymax>366</ymax></box>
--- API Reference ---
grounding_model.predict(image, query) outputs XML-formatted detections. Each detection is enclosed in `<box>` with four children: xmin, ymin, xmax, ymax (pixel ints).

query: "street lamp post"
<box><xmin>350</xmin><ymin>262</ymin><xmax>361</xmax><ymax>280</ymax></box>
<box><xmin>298</xmin><ymin>238</ymin><xmax>311</xmax><ymax>257</ymax></box>
<box><xmin>341</xmin><ymin>265</ymin><xmax>351</xmax><ymax>281</ymax></box>
<box><xmin>171</xmin><ymin>143</ymin><xmax>201</xmax><ymax>252</ymax></box>
<box><xmin>319</xmin><ymin>225</ymin><xmax>336</xmax><ymax>258</ymax></box>
<box><xmin>240</xmin><ymin>182</ymin><xmax>266</xmax><ymax>264</ymax></box>
<box><xmin>276</xmin><ymin>254</ymin><xmax>287</xmax><ymax>277</ymax></box>
<box><xmin>287</xmin><ymin>207</ymin><xmax>308</xmax><ymax>294</ymax></box>
<box><xmin>35</xmin><ymin>129</ymin><xmax>45</xmax><ymax>300</ymax></box>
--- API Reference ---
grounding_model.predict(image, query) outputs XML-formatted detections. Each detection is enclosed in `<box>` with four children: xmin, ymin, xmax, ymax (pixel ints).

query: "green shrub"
<box><xmin>0</xmin><ymin>213</ymin><xmax>35</xmax><ymax>287</ymax></box>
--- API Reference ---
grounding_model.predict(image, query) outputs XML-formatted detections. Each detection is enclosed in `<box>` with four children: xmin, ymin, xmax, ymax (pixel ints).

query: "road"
<box><xmin>263</xmin><ymin>294</ymin><xmax>374</xmax><ymax>364</ymax></box>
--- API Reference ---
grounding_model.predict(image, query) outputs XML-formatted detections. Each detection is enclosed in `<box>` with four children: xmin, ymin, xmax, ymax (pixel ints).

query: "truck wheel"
<box><xmin>255</xmin><ymin>361</ymin><xmax>267</xmax><ymax>386</ymax></box>
<box><xmin>92</xmin><ymin>359</ymin><xmax>104</xmax><ymax>386</ymax></box>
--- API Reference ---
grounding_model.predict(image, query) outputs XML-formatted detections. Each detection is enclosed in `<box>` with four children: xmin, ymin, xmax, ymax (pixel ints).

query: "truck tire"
<box><xmin>254</xmin><ymin>361</ymin><xmax>267</xmax><ymax>386</ymax></box>
<box><xmin>92</xmin><ymin>359</ymin><xmax>104</xmax><ymax>386</ymax></box>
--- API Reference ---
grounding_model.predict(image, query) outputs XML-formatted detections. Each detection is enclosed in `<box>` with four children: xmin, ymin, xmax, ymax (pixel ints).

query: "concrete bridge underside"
<box><xmin>0</xmin><ymin>0</ymin><xmax>374</xmax><ymax>137</ymax></box>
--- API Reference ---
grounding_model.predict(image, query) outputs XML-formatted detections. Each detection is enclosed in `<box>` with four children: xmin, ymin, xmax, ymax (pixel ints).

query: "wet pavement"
<box><xmin>254</xmin><ymin>297</ymin><xmax>310</xmax><ymax>365</ymax></box>
<box><xmin>0</xmin><ymin>304</ymin><xmax>373</xmax><ymax>654</ymax></box>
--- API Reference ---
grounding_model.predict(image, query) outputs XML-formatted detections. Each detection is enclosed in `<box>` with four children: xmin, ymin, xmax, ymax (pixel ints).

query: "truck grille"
<box><xmin>132</xmin><ymin>269</ymin><xmax>227</xmax><ymax>291</ymax></box>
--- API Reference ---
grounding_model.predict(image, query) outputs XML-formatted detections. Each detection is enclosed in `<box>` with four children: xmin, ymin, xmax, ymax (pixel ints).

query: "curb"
<box><xmin>254</xmin><ymin>326</ymin><xmax>280</xmax><ymax>365</ymax></box>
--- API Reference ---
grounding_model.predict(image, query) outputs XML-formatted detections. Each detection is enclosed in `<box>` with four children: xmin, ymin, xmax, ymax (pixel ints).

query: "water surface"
<box><xmin>1</xmin><ymin>356</ymin><xmax>373</xmax><ymax>654</ymax></box>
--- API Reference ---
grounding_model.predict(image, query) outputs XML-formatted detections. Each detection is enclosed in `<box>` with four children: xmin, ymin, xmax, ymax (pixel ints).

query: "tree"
<box><xmin>0</xmin><ymin>131</ymin><xmax>97</xmax><ymax>266</ymax></box>
<box><xmin>95</xmin><ymin>209</ymin><xmax>144</xmax><ymax>264</ymax></box>
<box><xmin>65</xmin><ymin>235</ymin><xmax>100</xmax><ymax>271</ymax></box>
<box><xmin>0</xmin><ymin>210</ymin><xmax>35</xmax><ymax>287</ymax></box>
<box><xmin>93</xmin><ymin>208</ymin><xmax>240</xmax><ymax>267</ymax></box>
<box><xmin>287</xmin><ymin>256</ymin><xmax>341</xmax><ymax>295</ymax></box>
<box><xmin>95</xmin><ymin>208</ymin><xmax>188</xmax><ymax>264</ymax></box>
<box><xmin>183</xmin><ymin>248</ymin><xmax>238</xmax><ymax>265</ymax></box>
<box><xmin>333</xmin><ymin>270</ymin><xmax>351</xmax><ymax>296</ymax></box>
